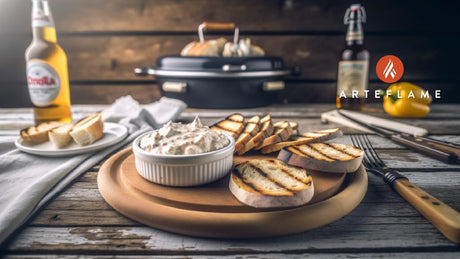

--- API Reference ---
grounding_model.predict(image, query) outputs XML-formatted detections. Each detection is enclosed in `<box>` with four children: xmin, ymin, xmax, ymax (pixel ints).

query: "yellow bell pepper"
<box><xmin>382</xmin><ymin>82</ymin><xmax>432</xmax><ymax>118</ymax></box>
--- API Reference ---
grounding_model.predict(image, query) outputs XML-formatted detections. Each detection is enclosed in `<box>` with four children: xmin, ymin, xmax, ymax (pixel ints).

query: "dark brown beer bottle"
<box><xmin>336</xmin><ymin>4</ymin><xmax>369</xmax><ymax>110</ymax></box>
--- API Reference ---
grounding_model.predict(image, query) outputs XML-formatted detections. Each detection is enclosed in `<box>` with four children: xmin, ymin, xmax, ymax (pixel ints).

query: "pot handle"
<box><xmin>201</xmin><ymin>22</ymin><xmax>236</xmax><ymax>32</ymax></box>
<box><xmin>134</xmin><ymin>67</ymin><xmax>149</xmax><ymax>77</ymax></box>
<box><xmin>135</xmin><ymin>67</ymin><xmax>157</xmax><ymax>77</ymax></box>
<box><xmin>199</xmin><ymin>22</ymin><xmax>239</xmax><ymax>44</ymax></box>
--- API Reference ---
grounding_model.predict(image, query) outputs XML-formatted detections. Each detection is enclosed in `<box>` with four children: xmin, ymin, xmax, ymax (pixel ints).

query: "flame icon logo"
<box><xmin>383</xmin><ymin>59</ymin><xmax>397</xmax><ymax>79</ymax></box>
<box><xmin>376</xmin><ymin>55</ymin><xmax>404</xmax><ymax>83</ymax></box>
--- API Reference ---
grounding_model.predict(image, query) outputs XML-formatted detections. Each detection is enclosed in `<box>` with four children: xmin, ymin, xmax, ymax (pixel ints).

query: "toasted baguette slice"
<box><xmin>20</xmin><ymin>121</ymin><xmax>65</xmax><ymax>144</ymax></box>
<box><xmin>70</xmin><ymin>113</ymin><xmax>104</xmax><ymax>146</ymax></box>
<box><xmin>234</xmin><ymin>115</ymin><xmax>260</xmax><ymax>153</ymax></box>
<box><xmin>278</xmin><ymin>143</ymin><xmax>364</xmax><ymax>173</ymax></box>
<box><xmin>289</xmin><ymin>121</ymin><xmax>299</xmax><ymax>134</ymax></box>
<box><xmin>229</xmin><ymin>159</ymin><xmax>314</xmax><ymax>208</ymax></box>
<box><xmin>237</xmin><ymin>115</ymin><xmax>274</xmax><ymax>155</ymax></box>
<box><xmin>49</xmin><ymin>123</ymin><xmax>74</xmax><ymax>148</ymax></box>
<box><xmin>254</xmin><ymin>121</ymin><xmax>293</xmax><ymax>150</ymax></box>
<box><xmin>210</xmin><ymin>113</ymin><xmax>245</xmax><ymax>139</ymax></box>
<box><xmin>260</xmin><ymin>128</ymin><xmax>343</xmax><ymax>154</ymax></box>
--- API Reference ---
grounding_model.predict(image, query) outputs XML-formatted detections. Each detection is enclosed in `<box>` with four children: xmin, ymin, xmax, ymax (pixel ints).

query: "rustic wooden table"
<box><xmin>1</xmin><ymin>104</ymin><xmax>460</xmax><ymax>258</ymax></box>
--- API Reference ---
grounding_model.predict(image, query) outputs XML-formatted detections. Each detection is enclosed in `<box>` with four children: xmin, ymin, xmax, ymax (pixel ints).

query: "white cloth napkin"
<box><xmin>0</xmin><ymin>96</ymin><xmax>186</xmax><ymax>244</ymax></box>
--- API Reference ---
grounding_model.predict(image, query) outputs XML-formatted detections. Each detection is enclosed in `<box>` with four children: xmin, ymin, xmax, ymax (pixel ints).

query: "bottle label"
<box><xmin>32</xmin><ymin>3</ymin><xmax>54</xmax><ymax>27</ymax></box>
<box><xmin>27</xmin><ymin>61</ymin><xmax>61</xmax><ymax>107</ymax></box>
<box><xmin>337</xmin><ymin>60</ymin><xmax>369</xmax><ymax>97</ymax></box>
<box><xmin>346</xmin><ymin>31</ymin><xmax>363</xmax><ymax>41</ymax></box>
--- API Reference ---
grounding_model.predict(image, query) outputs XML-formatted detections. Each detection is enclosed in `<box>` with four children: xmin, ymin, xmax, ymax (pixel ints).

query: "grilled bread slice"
<box><xmin>210</xmin><ymin>113</ymin><xmax>245</xmax><ymax>139</ymax></box>
<box><xmin>260</xmin><ymin>128</ymin><xmax>343</xmax><ymax>154</ymax></box>
<box><xmin>234</xmin><ymin>115</ymin><xmax>260</xmax><ymax>153</ymax></box>
<box><xmin>70</xmin><ymin>113</ymin><xmax>104</xmax><ymax>146</ymax></box>
<box><xmin>229</xmin><ymin>159</ymin><xmax>314</xmax><ymax>208</ymax></box>
<box><xmin>254</xmin><ymin>121</ymin><xmax>293</xmax><ymax>150</ymax></box>
<box><xmin>237</xmin><ymin>115</ymin><xmax>274</xmax><ymax>155</ymax></box>
<box><xmin>20</xmin><ymin>121</ymin><xmax>65</xmax><ymax>144</ymax></box>
<box><xmin>49</xmin><ymin>123</ymin><xmax>74</xmax><ymax>148</ymax></box>
<box><xmin>278</xmin><ymin>143</ymin><xmax>363</xmax><ymax>173</ymax></box>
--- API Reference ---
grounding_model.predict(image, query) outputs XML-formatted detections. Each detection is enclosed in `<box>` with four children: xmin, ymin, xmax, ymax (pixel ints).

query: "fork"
<box><xmin>350</xmin><ymin>134</ymin><xmax>460</xmax><ymax>243</ymax></box>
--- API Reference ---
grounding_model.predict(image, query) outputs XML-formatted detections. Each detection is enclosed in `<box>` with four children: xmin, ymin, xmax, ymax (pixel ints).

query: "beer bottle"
<box><xmin>25</xmin><ymin>0</ymin><xmax>72</xmax><ymax>123</ymax></box>
<box><xmin>336</xmin><ymin>4</ymin><xmax>369</xmax><ymax>110</ymax></box>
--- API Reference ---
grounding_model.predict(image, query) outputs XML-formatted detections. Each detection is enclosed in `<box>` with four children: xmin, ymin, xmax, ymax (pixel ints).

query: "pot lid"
<box><xmin>155</xmin><ymin>56</ymin><xmax>285</xmax><ymax>72</ymax></box>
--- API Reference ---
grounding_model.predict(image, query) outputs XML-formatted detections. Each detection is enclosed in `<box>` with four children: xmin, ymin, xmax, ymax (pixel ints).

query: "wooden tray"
<box><xmin>98</xmin><ymin>148</ymin><xmax>368</xmax><ymax>238</ymax></box>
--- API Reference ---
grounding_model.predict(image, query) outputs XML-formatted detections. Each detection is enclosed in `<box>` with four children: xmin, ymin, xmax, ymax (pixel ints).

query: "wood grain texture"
<box><xmin>1</xmin><ymin>104</ymin><xmax>460</xmax><ymax>257</ymax></box>
<box><xmin>393</xmin><ymin>179</ymin><xmax>460</xmax><ymax>243</ymax></box>
<box><xmin>27</xmin><ymin>170</ymin><xmax>460</xmax><ymax>227</ymax></box>
<box><xmin>1</xmin><ymin>80</ymin><xmax>458</xmax><ymax>108</ymax></box>
<box><xmin>2</xmin><ymin>35</ymin><xmax>456</xmax><ymax>83</ymax></box>
<box><xmin>95</xmin><ymin>148</ymin><xmax>365</xmax><ymax>238</ymax></box>
<box><xmin>1</xmin><ymin>0</ymin><xmax>457</xmax><ymax>34</ymax></box>
<box><xmin>4</xmin><ymin>254</ymin><xmax>460</xmax><ymax>259</ymax></box>
<box><xmin>1</xmin><ymin>0</ymin><xmax>458</xmax><ymax>106</ymax></box>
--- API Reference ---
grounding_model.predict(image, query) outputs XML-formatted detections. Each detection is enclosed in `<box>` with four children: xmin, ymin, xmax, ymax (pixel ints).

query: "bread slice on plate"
<box><xmin>237</xmin><ymin>115</ymin><xmax>274</xmax><ymax>155</ymax></box>
<box><xmin>210</xmin><ymin>113</ymin><xmax>245</xmax><ymax>139</ymax></box>
<box><xmin>20</xmin><ymin>121</ymin><xmax>65</xmax><ymax>144</ymax></box>
<box><xmin>234</xmin><ymin>115</ymin><xmax>260</xmax><ymax>153</ymax></box>
<box><xmin>49</xmin><ymin>123</ymin><xmax>74</xmax><ymax>148</ymax></box>
<box><xmin>289</xmin><ymin>121</ymin><xmax>299</xmax><ymax>134</ymax></box>
<box><xmin>254</xmin><ymin>120</ymin><xmax>293</xmax><ymax>150</ymax></box>
<box><xmin>70</xmin><ymin>113</ymin><xmax>104</xmax><ymax>146</ymax></box>
<box><xmin>278</xmin><ymin>143</ymin><xmax>363</xmax><ymax>173</ymax></box>
<box><xmin>229</xmin><ymin>159</ymin><xmax>314</xmax><ymax>208</ymax></box>
<box><xmin>260</xmin><ymin>128</ymin><xmax>343</xmax><ymax>154</ymax></box>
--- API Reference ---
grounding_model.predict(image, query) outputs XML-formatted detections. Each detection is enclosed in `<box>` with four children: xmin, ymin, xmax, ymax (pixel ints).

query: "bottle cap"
<box><xmin>344</xmin><ymin>4</ymin><xmax>366</xmax><ymax>24</ymax></box>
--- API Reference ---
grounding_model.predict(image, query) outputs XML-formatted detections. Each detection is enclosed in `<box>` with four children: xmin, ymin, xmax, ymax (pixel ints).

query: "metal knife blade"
<box><xmin>337</xmin><ymin>109</ymin><xmax>460</xmax><ymax>164</ymax></box>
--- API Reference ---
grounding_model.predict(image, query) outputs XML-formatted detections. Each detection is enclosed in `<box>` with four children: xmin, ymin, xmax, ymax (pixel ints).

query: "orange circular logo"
<box><xmin>376</xmin><ymin>55</ymin><xmax>404</xmax><ymax>83</ymax></box>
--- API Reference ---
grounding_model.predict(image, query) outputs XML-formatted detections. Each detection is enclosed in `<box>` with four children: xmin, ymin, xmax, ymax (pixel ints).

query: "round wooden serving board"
<box><xmin>98</xmin><ymin>148</ymin><xmax>368</xmax><ymax>238</ymax></box>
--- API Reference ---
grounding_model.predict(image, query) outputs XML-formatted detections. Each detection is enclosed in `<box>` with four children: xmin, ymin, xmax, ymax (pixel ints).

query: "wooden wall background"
<box><xmin>0</xmin><ymin>0</ymin><xmax>459</xmax><ymax>107</ymax></box>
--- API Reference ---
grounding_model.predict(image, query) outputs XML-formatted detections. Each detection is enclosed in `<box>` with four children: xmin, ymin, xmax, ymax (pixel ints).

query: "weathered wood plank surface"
<box><xmin>1</xmin><ymin>104</ymin><xmax>460</xmax><ymax>257</ymax></box>
<box><xmin>26</xmin><ymin>169</ymin><xmax>460</xmax><ymax>227</ymax></box>
<box><xmin>3</xmin><ymin>103</ymin><xmax>460</xmax><ymax>120</ymax></box>
<box><xmin>2</xmin><ymin>35</ymin><xmax>455</xmax><ymax>82</ymax></box>
<box><xmin>2</xmin><ymin>80</ymin><xmax>458</xmax><ymax>108</ymax></box>
<box><xmin>1</xmin><ymin>0</ymin><xmax>458</xmax><ymax>107</ymax></box>
<box><xmin>1</xmin><ymin>0</ymin><xmax>456</xmax><ymax>34</ymax></box>
<box><xmin>2</xmin><ymin>104</ymin><xmax>460</xmax><ymax>134</ymax></box>
<box><xmin>4</xmin><ymin>253</ymin><xmax>460</xmax><ymax>259</ymax></box>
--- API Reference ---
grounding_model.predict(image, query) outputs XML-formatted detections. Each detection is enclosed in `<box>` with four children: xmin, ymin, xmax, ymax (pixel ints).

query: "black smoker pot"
<box><xmin>135</xmin><ymin>56</ymin><xmax>299</xmax><ymax>109</ymax></box>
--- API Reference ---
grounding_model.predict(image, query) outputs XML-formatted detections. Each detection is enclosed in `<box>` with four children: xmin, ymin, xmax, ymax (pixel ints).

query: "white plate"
<box><xmin>15</xmin><ymin>122</ymin><xmax>128</xmax><ymax>157</ymax></box>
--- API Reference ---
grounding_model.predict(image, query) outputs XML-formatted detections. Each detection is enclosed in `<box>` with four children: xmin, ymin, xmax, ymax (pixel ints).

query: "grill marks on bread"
<box><xmin>254</xmin><ymin>120</ymin><xmax>293</xmax><ymax>150</ymax></box>
<box><xmin>237</xmin><ymin>115</ymin><xmax>274</xmax><ymax>155</ymax></box>
<box><xmin>260</xmin><ymin>128</ymin><xmax>343</xmax><ymax>154</ymax></box>
<box><xmin>210</xmin><ymin>113</ymin><xmax>245</xmax><ymax>138</ymax></box>
<box><xmin>20</xmin><ymin>121</ymin><xmax>65</xmax><ymax>144</ymax></box>
<box><xmin>232</xmin><ymin>160</ymin><xmax>312</xmax><ymax>196</ymax></box>
<box><xmin>234</xmin><ymin>115</ymin><xmax>260</xmax><ymax>153</ymax></box>
<box><xmin>287</xmin><ymin>143</ymin><xmax>362</xmax><ymax>162</ymax></box>
<box><xmin>278</xmin><ymin>142</ymin><xmax>364</xmax><ymax>173</ymax></box>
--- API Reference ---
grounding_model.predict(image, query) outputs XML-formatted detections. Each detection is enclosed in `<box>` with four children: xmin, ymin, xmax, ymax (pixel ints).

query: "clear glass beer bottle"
<box><xmin>25</xmin><ymin>0</ymin><xmax>72</xmax><ymax>123</ymax></box>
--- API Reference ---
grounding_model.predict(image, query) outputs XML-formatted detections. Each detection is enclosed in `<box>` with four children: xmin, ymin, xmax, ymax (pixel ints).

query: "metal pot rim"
<box><xmin>145</xmin><ymin>68</ymin><xmax>292</xmax><ymax>78</ymax></box>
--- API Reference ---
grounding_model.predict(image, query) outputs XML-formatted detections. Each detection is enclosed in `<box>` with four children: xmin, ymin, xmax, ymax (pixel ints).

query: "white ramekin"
<box><xmin>132</xmin><ymin>131</ymin><xmax>235</xmax><ymax>187</ymax></box>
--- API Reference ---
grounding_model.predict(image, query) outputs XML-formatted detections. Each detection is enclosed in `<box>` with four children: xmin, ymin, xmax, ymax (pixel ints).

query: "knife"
<box><xmin>337</xmin><ymin>110</ymin><xmax>460</xmax><ymax>164</ymax></box>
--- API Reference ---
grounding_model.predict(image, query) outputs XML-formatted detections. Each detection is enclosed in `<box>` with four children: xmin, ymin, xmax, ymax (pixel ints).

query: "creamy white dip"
<box><xmin>139</xmin><ymin>117</ymin><xmax>230</xmax><ymax>155</ymax></box>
